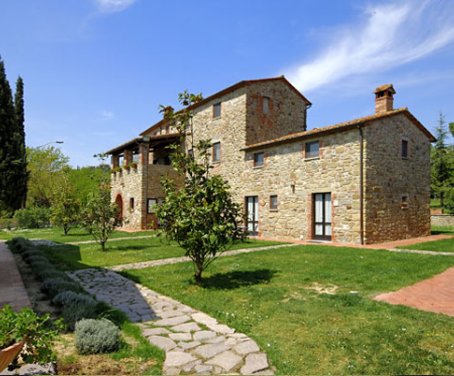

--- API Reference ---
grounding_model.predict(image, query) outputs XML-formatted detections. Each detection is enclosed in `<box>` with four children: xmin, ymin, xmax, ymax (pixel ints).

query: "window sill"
<box><xmin>269</xmin><ymin>209</ymin><xmax>278</xmax><ymax>212</ymax></box>
<box><xmin>212</xmin><ymin>161</ymin><xmax>221</xmax><ymax>165</ymax></box>
<box><xmin>401</xmin><ymin>157</ymin><xmax>408</xmax><ymax>160</ymax></box>
<box><xmin>253</xmin><ymin>165</ymin><xmax>264</xmax><ymax>169</ymax></box>
<box><xmin>304</xmin><ymin>156</ymin><xmax>320</xmax><ymax>161</ymax></box>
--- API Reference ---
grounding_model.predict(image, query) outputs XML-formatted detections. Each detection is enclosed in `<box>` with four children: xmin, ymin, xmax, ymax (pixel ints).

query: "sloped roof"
<box><xmin>242</xmin><ymin>108</ymin><xmax>436</xmax><ymax>152</ymax></box>
<box><xmin>139</xmin><ymin>76</ymin><xmax>311</xmax><ymax>136</ymax></box>
<box><xmin>104</xmin><ymin>133</ymin><xmax>180</xmax><ymax>155</ymax></box>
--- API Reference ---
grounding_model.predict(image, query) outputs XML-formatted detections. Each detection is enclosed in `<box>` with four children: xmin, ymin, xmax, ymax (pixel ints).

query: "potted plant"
<box><xmin>0</xmin><ymin>305</ymin><xmax>62</xmax><ymax>372</ymax></box>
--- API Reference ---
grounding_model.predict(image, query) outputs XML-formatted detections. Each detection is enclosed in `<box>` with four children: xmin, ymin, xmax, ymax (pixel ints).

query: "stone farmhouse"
<box><xmin>105</xmin><ymin>77</ymin><xmax>435</xmax><ymax>244</ymax></box>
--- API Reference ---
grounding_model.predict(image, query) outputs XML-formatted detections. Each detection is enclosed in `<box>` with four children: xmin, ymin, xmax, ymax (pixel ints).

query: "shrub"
<box><xmin>28</xmin><ymin>261</ymin><xmax>54</xmax><ymax>274</ymax></box>
<box><xmin>52</xmin><ymin>291</ymin><xmax>95</xmax><ymax>307</ymax></box>
<box><xmin>22</xmin><ymin>250</ymin><xmax>45</xmax><ymax>262</ymax></box>
<box><xmin>41</xmin><ymin>278</ymin><xmax>82</xmax><ymax>298</ymax></box>
<box><xmin>0</xmin><ymin>305</ymin><xmax>63</xmax><ymax>366</ymax></box>
<box><xmin>62</xmin><ymin>301</ymin><xmax>98</xmax><ymax>330</ymax></box>
<box><xmin>0</xmin><ymin>216</ymin><xmax>18</xmax><ymax>230</ymax></box>
<box><xmin>35</xmin><ymin>269</ymin><xmax>68</xmax><ymax>282</ymax></box>
<box><xmin>25</xmin><ymin>255</ymin><xmax>49</xmax><ymax>265</ymax></box>
<box><xmin>14</xmin><ymin>207</ymin><xmax>51</xmax><ymax>229</ymax></box>
<box><xmin>75</xmin><ymin>319</ymin><xmax>120</xmax><ymax>354</ymax></box>
<box><xmin>7</xmin><ymin>237</ymin><xmax>34</xmax><ymax>254</ymax></box>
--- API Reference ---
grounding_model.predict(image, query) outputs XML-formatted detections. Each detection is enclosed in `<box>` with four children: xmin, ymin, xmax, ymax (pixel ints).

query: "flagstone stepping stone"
<box><xmin>68</xmin><ymin>268</ymin><xmax>274</xmax><ymax>375</ymax></box>
<box><xmin>148</xmin><ymin>335</ymin><xmax>177</xmax><ymax>351</ymax></box>
<box><xmin>206</xmin><ymin>350</ymin><xmax>243</xmax><ymax>371</ymax></box>
<box><xmin>241</xmin><ymin>353</ymin><xmax>270</xmax><ymax>374</ymax></box>
<box><xmin>193</xmin><ymin>330</ymin><xmax>217</xmax><ymax>341</ymax></box>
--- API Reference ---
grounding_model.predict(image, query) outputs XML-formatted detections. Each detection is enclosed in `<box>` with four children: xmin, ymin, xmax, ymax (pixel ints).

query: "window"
<box><xmin>129</xmin><ymin>197</ymin><xmax>134</xmax><ymax>210</ymax></box>
<box><xmin>401</xmin><ymin>139</ymin><xmax>408</xmax><ymax>159</ymax></box>
<box><xmin>262</xmin><ymin>96</ymin><xmax>270</xmax><ymax>114</ymax></box>
<box><xmin>188</xmin><ymin>149</ymin><xmax>194</xmax><ymax>158</ymax></box>
<box><xmin>147</xmin><ymin>198</ymin><xmax>157</xmax><ymax>214</ymax></box>
<box><xmin>253</xmin><ymin>152</ymin><xmax>264</xmax><ymax>167</ymax></box>
<box><xmin>270</xmin><ymin>195</ymin><xmax>278</xmax><ymax>211</ymax></box>
<box><xmin>212</xmin><ymin>142</ymin><xmax>221</xmax><ymax>162</ymax></box>
<box><xmin>305</xmin><ymin>141</ymin><xmax>319</xmax><ymax>159</ymax></box>
<box><xmin>213</xmin><ymin>102</ymin><xmax>221</xmax><ymax>118</ymax></box>
<box><xmin>401</xmin><ymin>195</ymin><xmax>408</xmax><ymax>209</ymax></box>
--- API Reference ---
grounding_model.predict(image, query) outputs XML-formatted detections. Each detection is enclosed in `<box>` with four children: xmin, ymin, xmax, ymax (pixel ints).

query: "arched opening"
<box><xmin>115</xmin><ymin>194</ymin><xmax>123</xmax><ymax>226</ymax></box>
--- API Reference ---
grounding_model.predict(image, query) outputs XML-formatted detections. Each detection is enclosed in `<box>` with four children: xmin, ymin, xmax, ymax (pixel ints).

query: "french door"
<box><xmin>246</xmin><ymin>196</ymin><xmax>259</xmax><ymax>236</ymax></box>
<box><xmin>313</xmin><ymin>193</ymin><xmax>332</xmax><ymax>240</ymax></box>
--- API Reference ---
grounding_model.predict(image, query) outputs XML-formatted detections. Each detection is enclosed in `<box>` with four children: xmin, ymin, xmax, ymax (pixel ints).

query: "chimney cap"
<box><xmin>374</xmin><ymin>84</ymin><xmax>396</xmax><ymax>95</ymax></box>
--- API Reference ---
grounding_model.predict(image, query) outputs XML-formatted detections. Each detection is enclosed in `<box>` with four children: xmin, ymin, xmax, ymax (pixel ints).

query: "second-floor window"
<box><xmin>401</xmin><ymin>139</ymin><xmax>408</xmax><ymax>159</ymax></box>
<box><xmin>262</xmin><ymin>96</ymin><xmax>270</xmax><ymax>114</ymax></box>
<box><xmin>270</xmin><ymin>195</ymin><xmax>278</xmax><ymax>211</ymax></box>
<box><xmin>212</xmin><ymin>142</ymin><xmax>221</xmax><ymax>162</ymax></box>
<box><xmin>253</xmin><ymin>152</ymin><xmax>264</xmax><ymax>167</ymax></box>
<box><xmin>213</xmin><ymin>102</ymin><xmax>221</xmax><ymax>118</ymax></box>
<box><xmin>305</xmin><ymin>141</ymin><xmax>319</xmax><ymax>159</ymax></box>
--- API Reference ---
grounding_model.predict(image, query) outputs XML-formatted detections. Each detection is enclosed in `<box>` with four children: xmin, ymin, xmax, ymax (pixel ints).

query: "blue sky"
<box><xmin>1</xmin><ymin>0</ymin><xmax>454</xmax><ymax>166</ymax></box>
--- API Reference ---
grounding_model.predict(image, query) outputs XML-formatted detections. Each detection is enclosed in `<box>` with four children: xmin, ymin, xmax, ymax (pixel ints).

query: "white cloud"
<box><xmin>94</xmin><ymin>0</ymin><xmax>137</xmax><ymax>13</ymax></box>
<box><xmin>99</xmin><ymin>110</ymin><xmax>114</xmax><ymax>120</ymax></box>
<box><xmin>285</xmin><ymin>1</ymin><xmax>454</xmax><ymax>92</ymax></box>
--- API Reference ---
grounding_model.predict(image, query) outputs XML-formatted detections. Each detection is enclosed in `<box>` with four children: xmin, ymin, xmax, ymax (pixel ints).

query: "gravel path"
<box><xmin>68</xmin><ymin>268</ymin><xmax>274</xmax><ymax>375</ymax></box>
<box><xmin>110</xmin><ymin>243</ymin><xmax>298</xmax><ymax>271</ymax></box>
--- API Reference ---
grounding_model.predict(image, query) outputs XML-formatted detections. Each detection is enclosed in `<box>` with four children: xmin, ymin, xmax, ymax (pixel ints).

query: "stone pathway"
<box><xmin>110</xmin><ymin>243</ymin><xmax>297</xmax><ymax>271</ymax></box>
<box><xmin>69</xmin><ymin>269</ymin><xmax>274</xmax><ymax>375</ymax></box>
<box><xmin>0</xmin><ymin>241</ymin><xmax>31</xmax><ymax>311</ymax></box>
<box><xmin>386</xmin><ymin>248</ymin><xmax>454</xmax><ymax>256</ymax></box>
<box><xmin>375</xmin><ymin>266</ymin><xmax>454</xmax><ymax>317</ymax></box>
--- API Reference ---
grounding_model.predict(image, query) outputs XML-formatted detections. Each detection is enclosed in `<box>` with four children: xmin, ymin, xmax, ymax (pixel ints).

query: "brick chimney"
<box><xmin>374</xmin><ymin>84</ymin><xmax>395</xmax><ymax>114</ymax></box>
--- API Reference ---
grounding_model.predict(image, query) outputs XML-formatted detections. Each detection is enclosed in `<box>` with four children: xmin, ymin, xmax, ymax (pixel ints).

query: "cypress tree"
<box><xmin>0</xmin><ymin>56</ymin><xmax>16</xmax><ymax>213</ymax></box>
<box><xmin>13</xmin><ymin>76</ymin><xmax>27</xmax><ymax>209</ymax></box>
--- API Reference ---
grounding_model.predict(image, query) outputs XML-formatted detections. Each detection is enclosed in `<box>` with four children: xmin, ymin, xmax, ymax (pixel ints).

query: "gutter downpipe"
<box><xmin>358</xmin><ymin>125</ymin><xmax>364</xmax><ymax>245</ymax></box>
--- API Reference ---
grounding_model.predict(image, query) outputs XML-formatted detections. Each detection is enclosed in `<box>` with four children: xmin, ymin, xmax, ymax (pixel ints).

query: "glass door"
<box><xmin>313</xmin><ymin>193</ymin><xmax>332</xmax><ymax>240</ymax></box>
<box><xmin>246</xmin><ymin>196</ymin><xmax>259</xmax><ymax>236</ymax></box>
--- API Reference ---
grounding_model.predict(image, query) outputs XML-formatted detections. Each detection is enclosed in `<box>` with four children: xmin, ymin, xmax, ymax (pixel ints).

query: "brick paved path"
<box><xmin>375</xmin><ymin>267</ymin><xmax>454</xmax><ymax>317</ymax></box>
<box><xmin>69</xmin><ymin>269</ymin><xmax>274</xmax><ymax>375</ymax></box>
<box><xmin>0</xmin><ymin>241</ymin><xmax>31</xmax><ymax>311</ymax></box>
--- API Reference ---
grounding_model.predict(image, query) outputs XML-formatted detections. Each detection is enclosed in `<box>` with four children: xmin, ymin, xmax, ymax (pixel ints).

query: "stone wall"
<box><xmin>431</xmin><ymin>215</ymin><xmax>454</xmax><ymax>227</ymax></box>
<box><xmin>111</xmin><ymin>164</ymin><xmax>144</xmax><ymax>230</ymax></box>
<box><xmin>245</xmin><ymin>81</ymin><xmax>308</xmax><ymax>145</ymax></box>
<box><xmin>364</xmin><ymin>113</ymin><xmax>432</xmax><ymax>243</ymax></box>
<box><xmin>239</xmin><ymin>130</ymin><xmax>362</xmax><ymax>243</ymax></box>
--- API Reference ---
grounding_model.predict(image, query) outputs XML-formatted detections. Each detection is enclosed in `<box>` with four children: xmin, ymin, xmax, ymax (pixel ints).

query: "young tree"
<box><xmin>81</xmin><ymin>182</ymin><xmax>117</xmax><ymax>251</ymax></box>
<box><xmin>157</xmin><ymin>91</ymin><xmax>244</xmax><ymax>284</ymax></box>
<box><xmin>50</xmin><ymin>171</ymin><xmax>80</xmax><ymax>235</ymax></box>
<box><xmin>26</xmin><ymin>146</ymin><xmax>69</xmax><ymax>207</ymax></box>
<box><xmin>431</xmin><ymin>113</ymin><xmax>453</xmax><ymax>210</ymax></box>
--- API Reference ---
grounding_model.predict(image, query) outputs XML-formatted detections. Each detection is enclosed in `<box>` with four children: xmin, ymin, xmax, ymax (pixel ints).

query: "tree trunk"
<box><xmin>194</xmin><ymin>268</ymin><xmax>203</xmax><ymax>284</ymax></box>
<box><xmin>101</xmin><ymin>241</ymin><xmax>106</xmax><ymax>251</ymax></box>
<box><xmin>64</xmin><ymin>225</ymin><xmax>69</xmax><ymax>235</ymax></box>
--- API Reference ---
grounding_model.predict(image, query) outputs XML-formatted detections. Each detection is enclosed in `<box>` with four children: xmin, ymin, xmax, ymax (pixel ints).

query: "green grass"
<box><xmin>38</xmin><ymin>236</ymin><xmax>285</xmax><ymax>270</ymax></box>
<box><xmin>0</xmin><ymin>226</ymin><xmax>156</xmax><ymax>242</ymax></box>
<box><xmin>399</xmin><ymin>237</ymin><xmax>454</xmax><ymax>253</ymax></box>
<box><xmin>432</xmin><ymin>225</ymin><xmax>454</xmax><ymax>235</ymax></box>
<box><xmin>122</xmin><ymin>245</ymin><xmax>454</xmax><ymax>375</ymax></box>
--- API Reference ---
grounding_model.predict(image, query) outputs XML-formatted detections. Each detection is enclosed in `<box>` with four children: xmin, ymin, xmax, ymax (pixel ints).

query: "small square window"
<box><xmin>212</xmin><ymin>142</ymin><xmax>221</xmax><ymax>162</ymax></box>
<box><xmin>213</xmin><ymin>102</ymin><xmax>221</xmax><ymax>118</ymax></box>
<box><xmin>129</xmin><ymin>197</ymin><xmax>135</xmax><ymax>210</ymax></box>
<box><xmin>253</xmin><ymin>152</ymin><xmax>264</xmax><ymax>167</ymax></box>
<box><xmin>401</xmin><ymin>139</ymin><xmax>408</xmax><ymax>159</ymax></box>
<box><xmin>147</xmin><ymin>198</ymin><xmax>157</xmax><ymax>214</ymax></box>
<box><xmin>401</xmin><ymin>195</ymin><xmax>409</xmax><ymax>209</ymax></box>
<box><xmin>305</xmin><ymin>141</ymin><xmax>319</xmax><ymax>159</ymax></box>
<box><xmin>263</xmin><ymin>97</ymin><xmax>270</xmax><ymax>114</ymax></box>
<box><xmin>270</xmin><ymin>195</ymin><xmax>278</xmax><ymax>211</ymax></box>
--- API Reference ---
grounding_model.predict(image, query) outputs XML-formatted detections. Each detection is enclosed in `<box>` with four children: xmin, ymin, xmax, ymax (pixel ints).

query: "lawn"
<box><xmin>0</xmin><ymin>226</ymin><xmax>156</xmax><ymax>242</ymax></box>
<box><xmin>38</xmin><ymin>236</ymin><xmax>285</xmax><ymax>270</ymax></box>
<box><xmin>122</xmin><ymin>245</ymin><xmax>454</xmax><ymax>375</ymax></box>
<box><xmin>398</xmin><ymin>237</ymin><xmax>454</xmax><ymax>253</ymax></box>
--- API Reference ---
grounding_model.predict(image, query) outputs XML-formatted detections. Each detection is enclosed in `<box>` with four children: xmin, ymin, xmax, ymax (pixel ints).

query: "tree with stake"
<box><xmin>157</xmin><ymin>91</ymin><xmax>244</xmax><ymax>284</ymax></box>
<box><xmin>81</xmin><ymin>182</ymin><xmax>118</xmax><ymax>251</ymax></box>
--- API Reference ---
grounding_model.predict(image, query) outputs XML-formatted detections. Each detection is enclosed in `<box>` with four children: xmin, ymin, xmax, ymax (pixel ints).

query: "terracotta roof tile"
<box><xmin>242</xmin><ymin>108</ymin><xmax>435</xmax><ymax>151</ymax></box>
